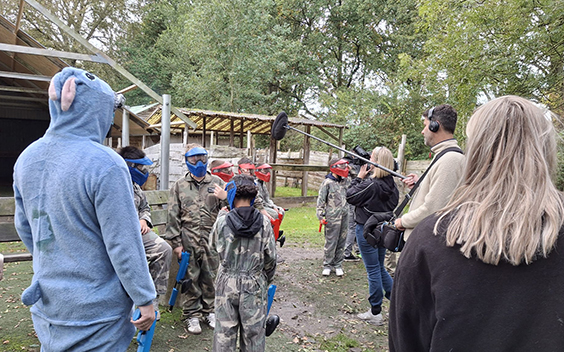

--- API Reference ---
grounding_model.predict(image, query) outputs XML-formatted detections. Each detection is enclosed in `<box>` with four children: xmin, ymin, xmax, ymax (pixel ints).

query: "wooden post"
<box><xmin>239</xmin><ymin>119</ymin><xmax>244</xmax><ymax>148</ymax></box>
<box><xmin>183</xmin><ymin>126</ymin><xmax>188</xmax><ymax>146</ymax></box>
<box><xmin>269</xmin><ymin>136</ymin><xmax>277</xmax><ymax>197</ymax></box>
<box><xmin>202</xmin><ymin>115</ymin><xmax>207</xmax><ymax>147</ymax></box>
<box><xmin>397</xmin><ymin>134</ymin><xmax>407</xmax><ymax>173</ymax></box>
<box><xmin>338</xmin><ymin>127</ymin><xmax>343</xmax><ymax>158</ymax></box>
<box><xmin>302</xmin><ymin>126</ymin><xmax>310</xmax><ymax>196</ymax></box>
<box><xmin>230</xmin><ymin>119</ymin><xmax>235</xmax><ymax>147</ymax></box>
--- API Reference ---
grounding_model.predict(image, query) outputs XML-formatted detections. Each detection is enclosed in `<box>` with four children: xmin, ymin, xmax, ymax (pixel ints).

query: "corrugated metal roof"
<box><xmin>147</xmin><ymin>107</ymin><xmax>345</xmax><ymax>135</ymax></box>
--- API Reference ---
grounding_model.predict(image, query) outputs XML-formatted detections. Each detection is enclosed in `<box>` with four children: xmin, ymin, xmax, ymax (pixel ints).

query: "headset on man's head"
<box><xmin>427</xmin><ymin>106</ymin><xmax>440</xmax><ymax>133</ymax></box>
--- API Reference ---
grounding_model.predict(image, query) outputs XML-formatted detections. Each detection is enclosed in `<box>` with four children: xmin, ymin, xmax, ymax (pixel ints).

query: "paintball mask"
<box><xmin>185</xmin><ymin>147</ymin><xmax>209</xmax><ymax>178</ymax></box>
<box><xmin>330</xmin><ymin>159</ymin><xmax>349</xmax><ymax>178</ymax></box>
<box><xmin>211</xmin><ymin>161</ymin><xmax>235</xmax><ymax>182</ymax></box>
<box><xmin>124</xmin><ymin>156</ymin><xmax>153</xmax><ymax>186</ymax></box>
<box><xmin>238</xmin><ymin>163</ymin><xmax>255</xmax><ymax>175</ymax></box>
<box><xmin>255</xmin><ymin>163</ymin><xmax>272</xmax><ymax>182</ymax></box>
<box><xmin>225</xmin><ymin>176</ymin><xmax>256</xmax><ymax>209</ymax></box>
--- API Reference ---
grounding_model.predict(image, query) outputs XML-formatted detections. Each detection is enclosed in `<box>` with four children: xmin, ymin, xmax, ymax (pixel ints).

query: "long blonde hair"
<box><xmin>436</xmin><ymin>95</ymin><xmax>564</xmax><ymax>266</ymax></box>
<box><xmin>371</xmin><ymin>147</ymin><xmax>394</xmax><ymax>179</ymax></box>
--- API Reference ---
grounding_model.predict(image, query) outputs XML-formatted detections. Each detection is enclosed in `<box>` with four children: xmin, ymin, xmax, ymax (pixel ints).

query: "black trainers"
<box><xmin>344</xmin><ymin>254</ymin><xmax>360</xmax><ymax>262</ymax></box>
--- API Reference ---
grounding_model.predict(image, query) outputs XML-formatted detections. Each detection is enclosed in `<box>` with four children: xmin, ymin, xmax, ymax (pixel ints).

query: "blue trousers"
<box><xmin>356</xmin><ymin>223</ymin><xmax>393</xmax><ymax>312</ymax></box>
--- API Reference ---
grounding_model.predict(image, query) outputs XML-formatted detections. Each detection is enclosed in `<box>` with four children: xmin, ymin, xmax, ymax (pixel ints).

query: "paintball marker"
<box><xmin>265</xmin><ymin>284</ymin><xmax>280</xmax><ymax>337</ymax></box>
<box><xmin>169</xmin><ymin>251</ymin><xmax>192</xmax><ymax>311</ymax></box>
<box><xmin>319</xmin><ymin>219</ymin><xmax>327</xmax><ymax>232</ymax></box>
<box><xmin>133</xmin><ymin>308</ymin><xmax>157</xmax><ymax>352</ymax></box>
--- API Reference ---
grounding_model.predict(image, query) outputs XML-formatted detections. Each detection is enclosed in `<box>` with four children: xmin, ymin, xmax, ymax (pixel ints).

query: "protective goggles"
<box><xmin>185</xmin><ymin>147</ymin><xmax>209</xmax><ymax>165</ymax></box>
<box><xmin>124</xmin><ymin>157</ymin><xmax>153</xmax><ymax>173</ymax></box>
<box><xmin>256</xmin><ymin>163</ymin><xmax>272</xmax><ymax>173</ymax></box>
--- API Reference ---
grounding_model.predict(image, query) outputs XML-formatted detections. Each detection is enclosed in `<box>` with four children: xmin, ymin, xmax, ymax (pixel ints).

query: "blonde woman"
<box><xmin>389</xmin><ymin>96</ymin><xmax>564</xmax><ymax>351</ymax></box>
<box><xmin>346</xmin><ymin>147</ymin><xmax>399</xmax><ymax>325</ymax></box>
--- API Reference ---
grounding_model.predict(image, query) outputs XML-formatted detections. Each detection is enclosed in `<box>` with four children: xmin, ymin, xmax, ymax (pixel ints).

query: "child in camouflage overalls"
<box><xmin>316</xmin><ymin>157</ymin><xmax>350</xmax><ymax>277</ymax></box>
<box><xmin>210</xmin><ymin>175</ymin><xmax>277</xmax><ymax>352</ymax></box>
<box><xmin>118</xmin><ymin>146</ymin><xmax>172</xmax><ymax>313</ymax></box>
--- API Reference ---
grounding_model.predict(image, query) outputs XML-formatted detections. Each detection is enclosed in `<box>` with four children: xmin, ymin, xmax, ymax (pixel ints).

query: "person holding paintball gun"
<box><xmin>118</xmin><ymin>146</ymin><xmax>172</xmax><ymax>318</ymax></box>
<box><xmin>209</xmin><ymin>175</ymin><xmax>277</xmax><ymax>352</ymax></box>
<box><xmin>255</xmin><ymin>163</ymin><xmax>286</xmax><ymax>247</ymax></box>
<box><xmin>316</xmin><ymin>158</ymin><xmax>350</xmax><ymax>277</ymax></box>
<box><xmin>164</xmin><ymin>144</ymin><xmax>227</xmax><ymax>334</ymax></box>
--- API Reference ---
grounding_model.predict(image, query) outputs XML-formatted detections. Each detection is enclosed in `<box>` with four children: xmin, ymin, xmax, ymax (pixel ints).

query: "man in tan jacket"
<box><xmin>394</xmin><ymin>104</ymin><xmax>465</xmax><ymax>240</ymax></box>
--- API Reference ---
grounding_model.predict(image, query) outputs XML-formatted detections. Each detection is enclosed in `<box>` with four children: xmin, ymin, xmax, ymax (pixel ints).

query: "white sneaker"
<box><xmin>322</xmin><ymin>268</ymin><xmax>331</xmax><ymax>276</ymax></box>
<box><xmin>207</xmin><ymin>313</ymin><xmax>216</xmax><ymax>329</ymax></box>
<box><xmin>335</xmin><ymin>268</ymin><xmax>344</xmax><ymax>277</ymax></box>
<box><xmin>187</xmin><ymin>317</ymin><xmax>202</xmax><ymax>334</ymax></box>
<box><xmin>357</xmin><ymin>310</ymin><xmax>384</xmax><ymax>326</ymax></box>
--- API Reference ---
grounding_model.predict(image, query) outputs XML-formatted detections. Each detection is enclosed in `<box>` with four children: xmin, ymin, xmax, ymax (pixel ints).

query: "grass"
<box><xmin>274</xmin><ymin>186</ymin><xmax>318</xmax><ymax>197</ymax></box>
<box><xmin>282</xmin><ymin>206</ymin><xmax>324</xmax><ymax>248</ymax></box>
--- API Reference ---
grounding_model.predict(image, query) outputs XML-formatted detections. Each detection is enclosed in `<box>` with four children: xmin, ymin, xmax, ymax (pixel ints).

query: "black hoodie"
<box><xmin>225</xmin><ymin>206</ymin><xmax>263</xmax><ymax>238</ymax></box>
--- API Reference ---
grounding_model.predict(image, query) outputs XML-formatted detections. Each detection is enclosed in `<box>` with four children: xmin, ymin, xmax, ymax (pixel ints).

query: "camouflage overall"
<box><xmin>165</xmin><ymin>172</ymin><xmax>226</xmax><ymax>320</ymax></box>
<box><xmin>210</xmin><ymin>209</ymin><xmax>276</xmax><ymax>352</ymax></box>
<box><xmin>133</xmin><ymin>183</ymin><xmax>172</xmax><ymax>307</ymax></box>
<box><xmin>317</xmin><ymin>175</ymin><xmax>349</xmax><ymax>270</ymax></box>
<box><xmin>257</xmin><ymin>180</ymin><xmax>285</xmax><ymax>220</ymax></box>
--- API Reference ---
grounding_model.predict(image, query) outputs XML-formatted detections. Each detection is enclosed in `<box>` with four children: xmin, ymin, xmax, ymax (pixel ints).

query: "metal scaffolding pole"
<box><xmin>160</xmin><ymin>94</ymin><xmax>171</xmax><ymax>190</ymax></box>
<box><xmin>121</xmin><ymin>108</ymin><xmax>129</xmax><ymax>147</ymax></box>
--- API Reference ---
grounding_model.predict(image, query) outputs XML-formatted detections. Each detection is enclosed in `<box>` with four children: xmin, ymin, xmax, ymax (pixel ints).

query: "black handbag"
<box><xmin>363</xmin><ymin>146</ymin><xmax>463</xmax><ymax>252</ymax></box>
<box><xmin>362</xmin><ymin>211</ymin><xmax>393</xmax><ymax>248</ymax></box>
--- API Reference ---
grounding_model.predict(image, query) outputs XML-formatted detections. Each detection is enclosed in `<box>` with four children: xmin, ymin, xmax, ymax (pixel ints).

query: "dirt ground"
<box><xmin>1</xmin><ymin>245</ymin><xmax>390</xmax><ymax>352</ymax></box>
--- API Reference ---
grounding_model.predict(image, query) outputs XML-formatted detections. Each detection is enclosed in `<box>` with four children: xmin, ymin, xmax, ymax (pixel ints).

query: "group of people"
<box><xmin>12</xmin><ymin>68</ymin><xmax>282</xmax><ymax>352</ymax></box>
<box><xmin>12</xmin><ymin>67</ymin><xmax>564</xmax><ymax>351</ymax></box>
<box><xmin>315</xmin><ymin>103</ymin><xmax>464</xmax><ymax>327</ymax></box>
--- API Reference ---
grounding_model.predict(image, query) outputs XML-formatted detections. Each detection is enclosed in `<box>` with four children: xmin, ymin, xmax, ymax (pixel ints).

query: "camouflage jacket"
<box><xmin>133</xmin><ymin>182</ymin><xmax>152</xmax><ymax>227</ymax></box>
<box><xmin>210</xmin><ymin>208</ymin><xmax>276</xmax><ymax>283</ymax></box>
<box><xmin>316</xmin><ymin>174</ymin><xmax>349</xmax><ymax>221</ymax></box>
<box><xmin>165</xmin><ymin>172</ymin><xmax>227</xmax><ymax>251</ymax></box>
<box><xmin>257</xmin><ymin>180</ymin><xmax>276</xmax><ymax>210</ymax></box>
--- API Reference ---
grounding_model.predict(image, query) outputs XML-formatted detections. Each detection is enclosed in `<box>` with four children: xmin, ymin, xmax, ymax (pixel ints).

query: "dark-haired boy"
<box><xmin>118</xmin><ymin>146</ymin><xmax>172</xmax><ymax>315</ymax></box>
<box><xmin>210</xmin><ymin>175</ymin><xmax>276</xmax><ymax>352</ymax></box>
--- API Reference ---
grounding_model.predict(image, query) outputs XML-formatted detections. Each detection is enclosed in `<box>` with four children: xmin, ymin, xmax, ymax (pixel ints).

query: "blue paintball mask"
<box><xmin>124</xmin><ymin>156</ymin><xmax>153</xmax><ymax>186</ymax></box>
<box><xmin>225</xmin><ymin>177</ymin><xmax>256</xmax><ymax>209</ymax></box>
<box><xmin>185</xmin><ymin>147</ymin><xmax>209</xmax><ymax>178</ymax></box>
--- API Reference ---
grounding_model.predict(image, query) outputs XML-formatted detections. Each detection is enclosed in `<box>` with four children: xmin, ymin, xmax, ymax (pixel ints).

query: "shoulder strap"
<box><xmin>393</xmin><ymin>147</ymin><xmax>463</xmax><ymax>218</ymax></box>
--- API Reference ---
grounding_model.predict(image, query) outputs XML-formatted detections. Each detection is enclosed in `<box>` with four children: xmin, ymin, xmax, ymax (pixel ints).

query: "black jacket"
<box><xmin>389</xmin><ymin>215</ymin><xmax>564</xmax><ymax>352</ymax></box>
<box><xmin>346</xmin><ymin>175</ymin><xmax>399</xmax><ymax>225</ymax></box>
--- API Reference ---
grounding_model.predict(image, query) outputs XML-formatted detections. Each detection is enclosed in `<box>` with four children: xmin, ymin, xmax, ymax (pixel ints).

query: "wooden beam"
<box><xmin>269</xmin><ymin>137</ymin><xmax>277</xmax><ymax>197</ymax></box>
<box><xmin>302</xmin><ymin>125</ymin><xmax>311</xmax><ymax>196</ymax></box>
<box><xmin>239</xmin><ymin>118</ymin><xmax>244</xmax><ymax>148</ymax></box>
<box><xmin>0</xmin><ymin>43</ymin><xmax>109</xmax><ymax>63</ymax></box>
<box><xmin>269</xmin><ymin>163</ymin><xmax>327</xmax><ymax>172</ymax></box>
<box><xmin>0</xmin><ymin>85</ymin><xmax>47</xmax><ymax>94</ymax></box>
<box><xmin>202</xmin><ymin>115</ymin><xmax>207</xmax><ymax>147</ymax></box>
<box><xmin>117</xmin><ymin>84</ymin><xmax>137</xmax><ymax>94</ymax></box>
<box><xmin>11</xmin><ymin>0</ymin><xmax>26</xmax><ymax>71</ymax></box>
<box><xmin>230</xmin><ymin>119</ymin><xmax>234</xmax><ymax>147</ymax></box>
<box><xmin>24</xmin><ymin>0</ymin><xmax>197</xmax><ymax>130</ymax></box>
<box><xmin>0</xmin><ymin>94</ymin><xmax>47</xmax><ymax>102</ymax></box>
<box><xmin>0</xmin><ymin>70</ymin><xmax>51</xmax><ymax>82</ymax></box>
<box><xmin>314</xmin><ymin>124</ymin><xmax>340</xmax><ymax>142</ymax></box>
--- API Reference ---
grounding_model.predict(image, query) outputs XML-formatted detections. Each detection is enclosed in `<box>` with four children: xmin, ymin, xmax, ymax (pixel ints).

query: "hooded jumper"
<box><xmin>13</xmin><ymin>67</ymin><xmax>155</xmax><ymax>351</ymax></box>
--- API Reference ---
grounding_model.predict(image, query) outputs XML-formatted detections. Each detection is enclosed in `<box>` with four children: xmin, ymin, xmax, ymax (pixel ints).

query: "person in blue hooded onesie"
<box><xmin>12</xmin><ymin>67</ymin><xmax>156</xmax><ymax>351</ymax></box>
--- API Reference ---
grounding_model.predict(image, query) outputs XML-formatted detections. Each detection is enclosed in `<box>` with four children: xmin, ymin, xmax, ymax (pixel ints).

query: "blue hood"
<box><xmin>46</xmin><ymin>67</ymin><xmax>115</xmax><ymax>143</ymax></box>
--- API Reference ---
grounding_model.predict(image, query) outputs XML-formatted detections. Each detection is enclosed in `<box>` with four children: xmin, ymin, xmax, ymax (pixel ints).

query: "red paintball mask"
<box><xmin>238</xmin><ymin>163</ymin><xmax>255</xmax><ymax>175</ymax></box>
<box><xmin>211</xmin><ymin>162</ymin><xmax>234</xmax><ymax>182</ymax></box>
<box><xmin>256</xmin><ymin>163</ymin><xmax>272</xmax><ymax>182</ymax></box>
<box><xmin>330</xmin><ymin>159</ymin><xmax>349</xmax><ymax>178</ymax></box>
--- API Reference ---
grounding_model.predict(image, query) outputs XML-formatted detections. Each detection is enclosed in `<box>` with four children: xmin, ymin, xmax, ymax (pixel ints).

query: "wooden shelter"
<box><xmin>146</xmin><ymin>106</ymin><xmax>346</xmax><ymax>196</ymax></box>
